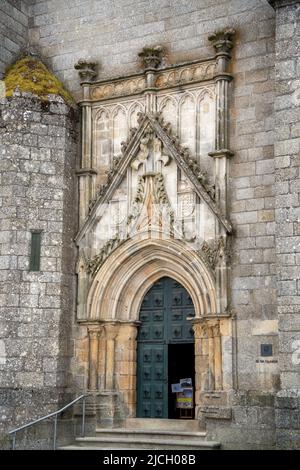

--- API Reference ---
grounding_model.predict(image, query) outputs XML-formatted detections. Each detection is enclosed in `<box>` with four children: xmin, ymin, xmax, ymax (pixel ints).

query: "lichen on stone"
<box><xmin>4</xmin><ymin>56</ymin><xmax>75</xmax><ymax>106</ymax></box>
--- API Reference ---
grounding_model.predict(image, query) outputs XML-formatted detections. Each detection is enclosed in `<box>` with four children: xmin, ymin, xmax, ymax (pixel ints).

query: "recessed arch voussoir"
<box><xmin>87</xmin><ymin>235</ymin><xmax>217</xmax><ymax>321</ymax></box>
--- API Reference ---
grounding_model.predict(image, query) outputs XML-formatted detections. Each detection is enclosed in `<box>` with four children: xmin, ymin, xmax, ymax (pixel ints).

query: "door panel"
<box><xmin>137</xmin><ymin>277</ymin><xmax>195</xmax><ymax>418</ymax></box>
<box><xmin>137</xmin><ymin>343</ymin><xmax>168</xmax><ymax>418</ymax></box>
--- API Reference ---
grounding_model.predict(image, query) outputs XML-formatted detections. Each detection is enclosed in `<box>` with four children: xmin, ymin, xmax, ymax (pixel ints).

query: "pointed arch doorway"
<box><xmin>137</xmin><ymin>276</ymin><xmax>196</xmax><ymax>419</ymax></box>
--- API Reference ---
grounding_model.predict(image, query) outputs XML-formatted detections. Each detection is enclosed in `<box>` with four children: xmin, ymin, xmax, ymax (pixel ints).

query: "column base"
<box><xmin>85</xmin><ymin>391</ymin><xmax>126</xmax><ymax>428</ymax></box>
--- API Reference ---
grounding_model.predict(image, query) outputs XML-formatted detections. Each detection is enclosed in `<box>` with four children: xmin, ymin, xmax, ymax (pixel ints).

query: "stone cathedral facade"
<box><xmin>0</xmin><ymin>0</ymin><xmax>300</xmax><ymax>450</ymax></box>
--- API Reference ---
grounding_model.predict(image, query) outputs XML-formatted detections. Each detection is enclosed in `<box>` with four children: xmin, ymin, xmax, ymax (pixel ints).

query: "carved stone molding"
<box><xmin>155</xmin><ymin>61</ymin><xmax>216</xmax><ymax>88</ymax></box>
<box><xmin>91</xmin><ymin>77</ymin><xmax>146</xmax><ymax>101</ymax></box>
<box><xmin>87</xmin><ymin>60</ymin><xmax>216</xmax><ymax>102</ymax></box>
<box><xmin>75</xmin><ymin>59</ymin><xmax>99</xmax><ymax>83</ymax></box>
<box><xmin>87</xmin><ymin>235</ymin><xmax>122</xmax><ymax>277</ymax></box>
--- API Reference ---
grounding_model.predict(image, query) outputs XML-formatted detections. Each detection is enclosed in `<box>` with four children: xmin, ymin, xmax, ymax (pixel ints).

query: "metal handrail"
<box><xmin>8</xmin><ymin>394</ymin><xmax>87</xmax><ymax>450</ymax></box>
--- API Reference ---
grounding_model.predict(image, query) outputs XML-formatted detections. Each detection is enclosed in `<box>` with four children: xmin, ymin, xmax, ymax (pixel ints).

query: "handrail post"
<box><xmin>53</xmin><ymin>415</ymin><xmax>58</xmax><ymax>450</ymax></box>
<box><xmin>81</xmin><ymin>397</ymin><xmax>86</xmax><ymax>437</ymax></box>
<box><xmin>12</xmin><ymin>432</ymin><xmax>16</xmax><ymax>450</ymax></box>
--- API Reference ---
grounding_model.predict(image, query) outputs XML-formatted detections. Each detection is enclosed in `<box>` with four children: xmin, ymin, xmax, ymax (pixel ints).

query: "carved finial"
<box><xmin>138</xmin><ymin>45</ymin><xmax>164</xmax><ymax>70</ymax></box>
<box><xmin>208</xmin><ymin>28</ymin><xmax>236</xmax><ymax>56</ymax></box>
<box><xmin>74</xmin><ymin>59</ymin><xmax>99</xmax><ymax>83</ymax></box>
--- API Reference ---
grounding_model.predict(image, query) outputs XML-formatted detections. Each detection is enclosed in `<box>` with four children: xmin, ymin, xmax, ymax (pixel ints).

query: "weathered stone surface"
<box><xmin>272</xmin><ymin>0</ymin><xmax>300</xmax><ymax>450</ymax></box>
<box><xmin>0</xmin><ymin>0</ymin><xmax>299</xmax><ymax>452</ymax></box>
<box><xmin>0</xmin><ymin>93</ymin><xmax>78</xmax><ymax>448</ymax></box>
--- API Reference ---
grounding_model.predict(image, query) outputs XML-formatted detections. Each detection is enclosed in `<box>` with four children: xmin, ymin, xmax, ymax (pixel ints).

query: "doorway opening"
<box><xmin>136</xmin><ymin>276</ymin><xmax>196</xmax><ymax>419</ymax></box>
<box><xmin>168</xmin><ymin>343</ymin><xmax>195</xmax><ymax>419</ymax></box>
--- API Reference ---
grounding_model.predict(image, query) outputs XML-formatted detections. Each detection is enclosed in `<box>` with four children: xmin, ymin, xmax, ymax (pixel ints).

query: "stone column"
<box><xmin>88</xmin><ymin>325</ymin><xmax>101</xmax><ymax>390</ymax></box>
<box><xmin>207</xmin><ymin>324</ymin><xmax>215</xmax><ymax>390</ymax></box>
<box><xmin>215</xmin><ymin>236</ymin><xmax>229</xmax><ymax>317</ymax></box>
<box><xmin>212</xmin><ymin>321</ymin><xmax>222</xmax><ymax>390</ymax></box>
<box><xmin>193</xmin><ymin>319</ymin><xmax>223</xmax><ymax>393</ymax></box>
<box><xmin>208</xmin><ymin>28</ymin><xmax>235</xmax><ymax>217</ymax></box>
<box><xmin>76</xmin><ymin>101</ymin><xmax>97</xmax><ymax>225</ymax></box>
<box><xmin>74</xmin><ymin>62</ymin><xmax>99</xmax><ymax>225</ymax></box>
<box><xmin>103</xmin><ymin>323</ymin><xmax>119</xmax><ymax>390</ymax></box>
<box><xmin>208</xmin><ymin>30</ymin><xmax>235</xmax><ymax>319</ymax></box>
<box><xmin>193</xmin><ymin>321</ymin><xmax>209</xmax><ymax>408</ymax></box>
<box><xmin>115</xmin><ymin>322</ymin><xmax>139</xmax><ymax>417</ymax></box>
<box><xmin>138</xmin><ymin>46</ymin><xmax>163</xmax><ymax>113</ymax></box>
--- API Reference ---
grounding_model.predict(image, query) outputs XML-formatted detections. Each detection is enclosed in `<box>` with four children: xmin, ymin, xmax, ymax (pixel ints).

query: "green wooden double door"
<box><xmin>137</xmin><ymin>277</ymin><xmax>195</xmax><ymax>419</ymax></box>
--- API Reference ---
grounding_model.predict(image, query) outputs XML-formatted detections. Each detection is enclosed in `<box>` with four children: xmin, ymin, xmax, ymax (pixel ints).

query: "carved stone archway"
<box><xmin>83</xmin><ymin>233</ymin><xmax>232</xmax><ymax>419</ymax></box>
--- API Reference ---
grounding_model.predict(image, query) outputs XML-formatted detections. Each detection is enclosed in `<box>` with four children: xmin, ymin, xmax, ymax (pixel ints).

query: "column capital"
<box><xmin>87</xmin><ymin>325</ymin><xmax>101</xmax><ymax>339</ymax></box>
<box><xmin>117</xmin><ymin>321</ymin><xmax>140</xmax><ymax>341</ymax></box>
<box><xmin>138</xmin><ymin>45</ymin><xmax>164</xmax><ymax>71</ymax></box>
<box><xmin>268</xmin><ymin>0</ymin><xmax>300</xmax><ymax>8</ymax></box>
<box><xmin>208</xmin><ymin>28</ymin><xmax>236</xmax><ymax>56</ymax></box>
<box><xmin>103</xmin><ymin>322</ymin><xmax>119</xmax><ymax>340</ymax></box>
<box><xmin>192</xmin><ymin>318</ymin><xmax>221</xmax><ymax>338</ymax></box>
<box><xmin>74</xmin><ymin>59</ymin><xmax>99</xmax><ymax>83</ymax></box>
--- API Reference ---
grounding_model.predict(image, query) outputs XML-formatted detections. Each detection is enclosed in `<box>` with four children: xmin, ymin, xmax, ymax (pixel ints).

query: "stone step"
<box><xmin>60</xmin><ymin>436</ymin><xmax>220</xmax><ymax>450</ymax></box>
<box><xmin>124</xmin><ymin>418</ymin><xmax>201</xmax><ymax>432</ymax></box>
<box><xmin>95</xmin><ymin>428</ymin><xmax>207</xmax><ymax>442</ymax></box>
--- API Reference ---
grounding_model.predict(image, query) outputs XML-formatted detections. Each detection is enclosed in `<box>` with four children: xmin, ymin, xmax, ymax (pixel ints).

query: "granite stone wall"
<box><xmin>272</xmin><ymin>0</ymin><xmax>300</xmax><ymax>450</ymax></box>
<box><xmin>0</xmin><ymin>92</ymin><xmax>78</xmax><ymax>448</ymax></box>
<box><xmin>0</xmin><ymin>0</ymin><xmax>33</xmax><ymax>78</ymax></box>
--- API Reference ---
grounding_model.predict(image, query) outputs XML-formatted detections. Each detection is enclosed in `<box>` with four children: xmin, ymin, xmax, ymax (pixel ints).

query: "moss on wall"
<box><xmin>4</xmin><ymin>56</ymin><xmax>75</xmax><ymax>105</ymax></box>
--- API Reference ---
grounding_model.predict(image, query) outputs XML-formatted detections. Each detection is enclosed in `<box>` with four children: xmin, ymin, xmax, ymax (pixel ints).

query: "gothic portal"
<box><xmin>75</xmin><ymin>33</ymin><xmax>235</xmax><ymax>422</ymax></box>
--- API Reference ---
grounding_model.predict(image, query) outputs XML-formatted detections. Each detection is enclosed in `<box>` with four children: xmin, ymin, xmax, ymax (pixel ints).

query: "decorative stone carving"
<box><xmin>154</xmin><ymin>137</ymin><xmax>171</xmax><ymax>166</ymax></box>
<box><xmin>178</xmin><ymin>192</ymin><xmax>195</xmax><ymax>218</ymax></box>
<box><xmin>76</xmin><ymin>110</ymin><xmax>232</xmax><ymax>238</ymax></box>
<box><xmin>138</xmin><ymin>45</ymin><xmax>163</xmax><ymax>70</ymax></box>
<box><xmin>155</xmin><ymin>62</ymin><xmax>216</xmax><ymax>88</ymax></box>
<box><xmin>127</xmin><ymin>173</ymin><xmax>175</xmax><ymax>231</ymax></box>
<box><xmin>131</xmin><ymin>129</ymin><xmax>152</xmax><ymax>170</ymax></box>
<box><xmin>88</xmin><ymin>155</ymin><xmax>122</xmax><ymax>213</ymax></box>
<box><xmin>87</xmin><ymin>235</ymin><xmax>121</xmax><ymax>276</ymax></box>
<box><xmin>151</xmin><ymin>111</ymin><xmax>216</xmax><ymax>199</ymax></box>
<box><xmin>91</xmin><ymin>77</ymin><xmax>146</xmax><ymax>100</ymax></box>
<box><xmin>74</xmin><ymin>59</ymin><xmax>99</xmax><ymax>83</ymax></box>
<box><xmin>208</xmin><ymin>28</ymin><xmax>236</xmax><ymax>56</ymax></box>
<box><xmin>199</xmin><ymin>236</ymin><xmax>229</xmax><ymax>273</ymax></box>
<box><xmin>87</xmin><ymin>171</ymin><xmax>175</xmax><ymax>277</ymax></box>
<box><xmin>131</xmin><ymin>127</ymin><xmax>171</xmax><ymax>171</ymax></box>
<box><xmin>88</xmin><ymin>60</ymin><xmax>216</xmax><ymax>102</ymax></box>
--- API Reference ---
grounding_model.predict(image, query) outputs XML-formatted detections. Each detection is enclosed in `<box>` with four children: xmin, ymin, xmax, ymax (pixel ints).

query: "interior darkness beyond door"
<box><xmin>137</xmin><ymin>276</ymin><xmax>195</xmax><ymax>419</ymax></box>
<box><xmin>168</xmin><ymin>343</ymin><xmax>195</xmax><ymax>419</ymax></box>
